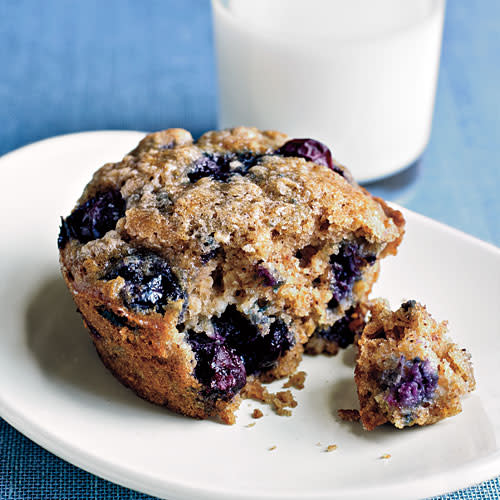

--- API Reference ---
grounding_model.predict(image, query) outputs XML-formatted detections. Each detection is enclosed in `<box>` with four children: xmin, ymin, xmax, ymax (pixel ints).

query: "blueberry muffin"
<box><xmin>354</xmin><ymin>299</ymin><xmax>475</xmax><ymax>430</ymax></box>
<box><xmin>58</xmin><ymin>127</ymin><xmax>404</xmax><ymax>424</ymax></box>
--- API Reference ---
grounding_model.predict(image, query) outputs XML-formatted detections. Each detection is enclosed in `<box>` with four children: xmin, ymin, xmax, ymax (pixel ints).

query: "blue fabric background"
<box><xmin>1</xmin><ymin>0</ymin><xmax>499</xmax><ymax>498</ymax></box>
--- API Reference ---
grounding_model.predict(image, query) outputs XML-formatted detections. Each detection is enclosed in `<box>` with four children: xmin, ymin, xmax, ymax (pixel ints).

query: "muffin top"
<box><xmin>59</xmin><ymin>126</ymin><xmax>402</xmax><ymax>268</ymax></box>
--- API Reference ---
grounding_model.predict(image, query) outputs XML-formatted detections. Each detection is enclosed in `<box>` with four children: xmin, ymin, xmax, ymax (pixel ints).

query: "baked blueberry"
<box><xmin>200</xmin><ymin>248</ymin><xmax>219</xmax><ymax>264</ymax></box>
<box><xmin>306</xmin><ymin>304</ymin><xmax>367</xmax><ymax>355</ymax></box>
<box><xmin>401</xmin><ymin>299</ymin><xmax>417</xmax><ymax>311</ymax></box>
<box><xmin>213</xmin><ymin>306</ymin><xmax>294</xmax><ymax>375</ymax></box>
<box><xmin>104</xmin><ymin>253</ymin><xmax>184</xmax><ymax>314</ymax></box>
<box><xmin>256</xmin><ymin>263</ymin><xmax>281</xmax><ymax>287</ymax></box>
<box><xmin>317</xmin><ymin>307</ymin><xmax>357</xmax><ymax>348</ymax></box>
<box><xmin>188</xmin><ymin>152</ymin><xmax>261</xmax><ymax>183</ymax></box>
<box><xmin>96</xmin><ymin>306</ymin><xmax>136</xmax><ymax>330</ymax></box>
<box><xmin>187</xmin><ymin>306</ymin><xmax>294</xmax><ymax>399</ymax></box>
<box><xmin>381</xmin><ymin>356</ymin><xmax>438</xmax><ymax>409</ymax></box>
<box><xmin>58</xmin><ymin>189</ymin><xmax>126</xmax><ymax>248</ymax></box>
<box><xmin>186</xmin><ymin>332</ymin><xmax>246</xmax><ymax>400</ymax></box>
<box><xmin>329</xmin><ymin>243</ymin><xmax>375</xmax><ymax>308</ymax></box>
<box><xmin>256</xmin><ymin>319</ymin><xmax>295</xmax><ymax>370</ymax></box>
<box><xmin>276</xmin><ymin>138</ymin><xmax>346</xmax><ymax>177</ymax></box>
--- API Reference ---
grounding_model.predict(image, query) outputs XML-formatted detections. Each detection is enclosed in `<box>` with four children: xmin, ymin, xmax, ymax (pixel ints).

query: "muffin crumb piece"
<box><xmin>243</xmin><ymin>380</ymin><xmax>297</xmax><ymax>417</ymax></box>
<box><xmin>245</xmin><ymin>422</ymin><xmax>256</xmax><ymax>428</ymax></box>
<box><xmin>326</xmin><ymin>444</ymin><xmax>337</xmax><ymax>452</ymax></box>
<box><xmin>252</xmin><ymin>408</ymin><xmax>264</xmax><ymax>419</ymax></box>
<box><xmin>355</xmin><ymin>299</ymin><xmax>475</xmax><ymax>430</ymax></box>
<box><xmin>338</xmin><ymin>409</ymin><xmax>360</xmax><ymax>422</ymax></box>
<box><xmin>380</xmin><ymin>453</ymin><xmax>391</xmax><ymax>460</ymax></box>
<box><xmin>269</xmin><ymin>445</ymin><xmax>277</xmax><ymax>451</ymax></box>
<box><xmin>283</xmin><ymin>371</ymin><xmax>307</xmax><ymax>390</ymax></box>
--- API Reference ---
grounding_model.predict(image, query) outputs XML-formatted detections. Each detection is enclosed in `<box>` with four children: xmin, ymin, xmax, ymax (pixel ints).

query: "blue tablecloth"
<box><xmin>1</xmin><ymin>1</ymin><xmax>499</xmax><ymax>498</ymax></box>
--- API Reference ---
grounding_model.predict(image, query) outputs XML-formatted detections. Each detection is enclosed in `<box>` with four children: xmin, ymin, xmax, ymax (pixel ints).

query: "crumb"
<box><xmin>315</xmin><ymin>442</ymin><xmax>321</xmax><ymax>446</ymax></box>
<box><xmin>380</xmin><ymin>454</ymin><xmax>391</xmax><ymax>460</ymax></box>
<box><xmin>269</xmin><ymin>445</ymin><xmax>277</xmax><ymax>451</ymax></box>
<box><xmin>276</xmin><ymin>390</ymin><xmax>298</xmax><ymax>406</ymax></box>
<box><xmin>242</xmin><ymin>379</ymin><xmax>268</xmax><ymax>401</ymax></box>
<box><xmin>242</xmin><ymin>380</ymin><xmax>298</xmax><ymax>417</ymax></box>
<box><xmin>326</xmin><ymin>444</ymin><xmax>337</xmax><ymax>452</ymax></box>
<box><xmin>252</xmin><ymin>409</ymin><xmax>264</xmax><ymax>419</ymax></box>
<box><xmin>275</xmin><ymin>408</ymin><xmax>292</xmax><ymax>417</ymax></box>
<box><xmin>283</xmin><ymin>371</ymin><xmax>307</xmax><ymax>390</ymax></box>
<box><xmin>272</xmin><ymin>390</ymin><xmax>297</xmax><ymax>416</ymax></box>
<box><xmin>338</xmin><ymin>409</ymin><xmax>360</xmax><ymax>422</ymax></box>
<box><xmin>245</xmin><ymin>422</ymin><xmax>256</xmax><ymax>428</ymax></box>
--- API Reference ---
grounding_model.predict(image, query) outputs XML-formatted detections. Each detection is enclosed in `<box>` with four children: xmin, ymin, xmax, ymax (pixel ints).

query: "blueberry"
<box><xmin>104</xmin><ymin>252</ymin><xmax>184</xmax><ymax>314</ymax></box>
<box><xmin>186</xmin><ymin>332</ymin><xmax>246</xmax><ymax>400</ymax></box>
<box><xmin>381</xmin><ymin>356</ymin><xmax>439</xmax><ymax>409</ymax></box>
<box><xmin>276</xmin><ymin>138</ymin><xmax>345</xmax><ymax>177</ymax></box>
<box><xmin>188</xmin><ymin>152</ymin><xmax>261</xmax><ymax>183</ymax></box>
<box><xmin>401</xmin><ymin>300</ymin><xmax>417</xmax><ymax>312</ymax></box>
<box><xmin>200</xmin><ymin>248</ymin><xmax>219</xmax><ymax>264</ymax></box>
<box><xmin>256</xmin><ymin>319</ymin><xmax>294</xmax><ymax>370</ymax></box>
<box><xmin>316</xmin><ymin>307</ymin><xmax>358</xmax><ymax>348</ymax></box>
<box><xmin>212</xmin><ymin>307</ymin><xmax>257</xmax><ymax>368</ymax></box>
<box><xmin>97</xmin><ymin>306</ymin><xmax>134</xmax><ymax>329</ymax></box>
<box><xmin>213</xmin><ymin>306</ymin><xmax>294</xmax><ymax>375</ymax></box>
<box><xmin>58</xmin><ymin>218</ymin><xmax>73</xmax><ymax>249</ymax></box>
<box><xmin>329</xmin><ymin>243</ymin><xmax>376</xmax><ymax>308</ymax></box>
<box><xmin>186</xmin><ymin>306</ymin><xmax>294</xmax><ymax>398</ymax></box>
<box><xmin>58</xmin><ymin>189</ymin><xmax>126</xmax><ymax>248</ymax></box>
<box><xmin>256</xmin><ymin>264</ymin><xmax>279</xmax><ymax>287</ymax></box>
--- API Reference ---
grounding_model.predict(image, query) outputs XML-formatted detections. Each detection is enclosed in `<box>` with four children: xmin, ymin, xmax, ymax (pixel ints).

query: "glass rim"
<box><xmin>211</xmin><ymin>0</ymin><xmax>446</xmax><ymax>46</ymax></box>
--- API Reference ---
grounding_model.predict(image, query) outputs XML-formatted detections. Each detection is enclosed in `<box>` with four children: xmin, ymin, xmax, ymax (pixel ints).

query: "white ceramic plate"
<box><xmin>1</xmin><ymin>131</ymin><xmax>499</xmax><ymax>500</ymax></box>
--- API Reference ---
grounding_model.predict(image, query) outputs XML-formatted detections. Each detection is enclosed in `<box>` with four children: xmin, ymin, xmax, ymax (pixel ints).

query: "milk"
<box><xmin>212</xmin><ymin>0</ymin><xmax>446</xmax><ymax>182</ymax></box>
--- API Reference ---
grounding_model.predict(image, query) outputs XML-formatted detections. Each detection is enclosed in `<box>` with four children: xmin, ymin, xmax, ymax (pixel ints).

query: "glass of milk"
<box><xmin>211</xmin><ymin>0</ymin><xmax>446</xmax><ymax>182</ymax></box>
